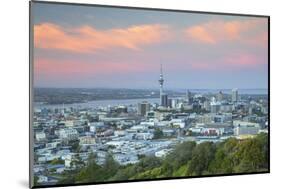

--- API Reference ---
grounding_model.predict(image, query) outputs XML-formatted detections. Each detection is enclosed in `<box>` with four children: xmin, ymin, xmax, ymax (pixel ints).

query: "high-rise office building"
<box><xmin>211</xmin><ymin>104</ymin><xmax>220</xmax><ymax>113</ymax></box>
<box><xmin>232</xmin><ymin>88</ymin><xmax>239</xmax><ymax>102</ymax></box>
<box><xmin>137</xmin><ymin>101</ymin><xmax>150</xmax><ymax>116</ymax></box>
<box><xmin>161</xmin><ymin>94</ymin><xmax>168</xmax><ymax>107</ymax></box>
<box><xmin>217</xmin><ymin>91</ymin><xmax>224</xmax><ymax>102</ymax></box>
<box><xmin>186</xmin><ymin>90</ymin><xmax>192</xmax><ymax>102</ymax></box>
<box><xmin>167</xmin><ymin>98</ymin><xmax>172</xmax><ymax>108</ymax></box>
<box><xmin>171</xmin><ymin>98</ymin><xmax>178</xmax><ymax>108</ymax></box>
<box><xmin>203</xmin><ymin>100</ymin><xmax>211</xmax><ymax>111</ymax></box>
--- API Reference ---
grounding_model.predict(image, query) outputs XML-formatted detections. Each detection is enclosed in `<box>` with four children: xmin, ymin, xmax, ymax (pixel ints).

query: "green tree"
<box><xmin>75</xmin><ymin>152</ymin><xmax>103</xmax><ymax>183</ymax></box>
<box><xmin>186</xmin><ymin>142</ymin><xmax>216</xmax><ymax>176</ymax></box>
<box><xmin>209</xmin><ymin>138</ymin><xmax>238</xmax><ymax>174</ymax></box>
<box><xmin>50</xmin><ymin>158</ymin><xmax>64</xmax><ymax>165</ymax></box>
<box><xmin>154</xmin><ymin>128</ymin><xmax>164</xmax><ymax>139</ymax></box>
<box><xmin>69</xmin><ymin>139</ymin><xmax>81</xmax><ymax>153</ymax></box>
<box><xmin>234</xmin><ymin>137</ymin><xmax>266</xmax><ymax>172</ymax></box>
<box><xmin>165</xmin><ymin>141</ymin><xmax>196</xmax><ymax>171</ymax></box>
<box><xmin>102</xmin><ymin>154</ymin><xmax>120</xmax><ymax>180</ymax></box>
<box><xmin>33</xmin><ymin>176</ymin><xmax>39</xmax><ymax>186</ymax></box>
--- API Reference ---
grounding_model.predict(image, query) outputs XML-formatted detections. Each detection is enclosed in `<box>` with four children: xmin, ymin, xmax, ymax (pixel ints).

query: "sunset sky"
<box><xmin>33</xmin><ymin>2</ymin><xmax>268</xmax><ymax>89</ymax></box>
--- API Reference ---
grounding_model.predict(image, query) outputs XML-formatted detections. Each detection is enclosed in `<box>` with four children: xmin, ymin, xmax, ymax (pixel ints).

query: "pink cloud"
<box><xmin>223</xmin><ymin>53</ymin><xmax>265</xmax><ymax>67</ymax></box>
<box><xmin>189</xmin><ymin>53</ymin><xmax>265</xmax><ymax>71</ymax></box>
<box><xmin>185</xmin><ymin>25</ymin><xmax>216</xmax><ymax>44</ymax></box>
<box><xmin>34</xmin><ymin>23</ymin><xmax>171</xmax><ymax>53</ymax></box>
<box><xmin>184</xmin><ymin>19</ymin><xmax>267</xmax><ymax>46</ymax></box>
<box><xmin>34</xmin><ymin>58</ymin><xmax>157</xmax><ymax>80</ymax></box>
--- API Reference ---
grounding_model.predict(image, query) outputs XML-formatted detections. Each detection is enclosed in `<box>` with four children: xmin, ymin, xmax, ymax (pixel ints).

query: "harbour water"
<box><xmin>35</xmin><ymin>98</ymin><xmax>159</xmax><ymax>109</ymax></box>
<box><xmin>34</xmin><ymin>88</ymin><xmax>268</xmax><ymax>110</ymax></box>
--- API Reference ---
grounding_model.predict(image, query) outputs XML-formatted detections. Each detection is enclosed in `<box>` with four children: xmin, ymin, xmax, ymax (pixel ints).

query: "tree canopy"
<box><xmin>56</xmin><ymin>133</ymin><xmax>268</xmax><ymax>185</ymax></box>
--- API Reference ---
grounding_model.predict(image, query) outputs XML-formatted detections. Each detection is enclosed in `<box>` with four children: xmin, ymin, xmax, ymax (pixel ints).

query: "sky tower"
<box><xmin>159</xmin><ymin>64</ymin><xmax>164</xmax><ymax>105</ymax></box>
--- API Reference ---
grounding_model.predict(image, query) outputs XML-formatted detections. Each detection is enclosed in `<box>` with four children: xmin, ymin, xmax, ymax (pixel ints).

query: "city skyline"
<box><xmin>33</xmin><ymin>3</ymin><xmax>268</xmax><ymax>89</ymax></box>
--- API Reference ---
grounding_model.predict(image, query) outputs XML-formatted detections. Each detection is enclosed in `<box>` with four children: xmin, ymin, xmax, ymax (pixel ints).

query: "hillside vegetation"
<box><xmin>58</xmin><ymin>133</ymin><xmax>268</xmax><ymax>184</ymax></box>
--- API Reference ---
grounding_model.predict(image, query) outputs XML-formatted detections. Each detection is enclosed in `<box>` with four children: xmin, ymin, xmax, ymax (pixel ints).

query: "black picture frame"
<box><xmin>29</xmin><ymin>1</ymin><xmax>270</xmax><ymax>188</ymax></box>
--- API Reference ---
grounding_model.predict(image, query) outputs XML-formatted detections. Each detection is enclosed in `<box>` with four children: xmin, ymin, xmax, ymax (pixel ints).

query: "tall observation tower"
<box><xmin>159</xmin><ymin>64</ymin><xmax>164</xmax><ymax>105</ymax></box>
<box><xmin>159</xmin><ymin>64</ymin><xmax>164</xmax><ymax>94</ymax></box>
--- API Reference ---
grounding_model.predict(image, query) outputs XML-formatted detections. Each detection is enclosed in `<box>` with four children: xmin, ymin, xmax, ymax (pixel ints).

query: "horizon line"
<box><xmin>34</xmin><ymin>86</ymin><xmax>268</xmax><ymax>90</ymax></box>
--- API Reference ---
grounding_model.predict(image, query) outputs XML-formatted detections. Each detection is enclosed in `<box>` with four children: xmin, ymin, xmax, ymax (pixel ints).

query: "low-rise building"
<box><xmin>35</xmin><ymin>131</ymin><xmax>46</xmax><ymax>142</ymax></box>
<box><xmin>58</xmin><ymin>128</ymin><xmax>78</xmax><ymax>141</ymax></box>
<box><xmin>79</xmin><ymin>136</ymin><xmax>96</xmax><ymax>145</ymax></box>
<box><xmin>233</xmin><ymin>121</ymin><xmax>260</xmax><ymax>136</ymax></box>
<box><xmin>234</xmin><ymin>125</ymin><xmax>260</xmax><ymax>135</ymax></box>
<box><xmin>162</xmin><ymin>129</ymin><xmax>175</xmax><ymax>137</ymax></box>
<box><xmin>135</xmin><ymin>132</ymin><xmax>154</xmax><ymax>140</ymax></box>
<box><xmin>155</xmin><ymin>149</ymin><xmax>172</xmax><ymax>158</ymax></box>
